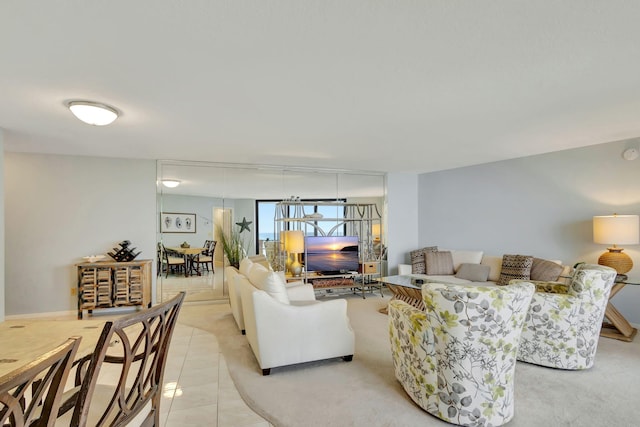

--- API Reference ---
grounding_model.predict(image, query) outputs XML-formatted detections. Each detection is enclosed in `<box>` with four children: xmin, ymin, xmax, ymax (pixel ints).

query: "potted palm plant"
<box><xmin>217</xmin><ymin>225</ymin><xmax>246</xmax><ymax>269</ymax></box>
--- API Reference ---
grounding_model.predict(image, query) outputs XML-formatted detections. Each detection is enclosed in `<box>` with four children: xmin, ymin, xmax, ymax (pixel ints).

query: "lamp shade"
<box><xmin>284</xmin><ymin>230</ymin><xmax>305</xmax><ymax>253</ymax></box>
<box><xmin>593</xmin><ymin>215</ymin><xmax>639</xmax><ymax>245</ymax></box>
<box><xmin>593</xmin><ymin>214</ymin><xmax>639</xmax><ymax>275</ymax></box>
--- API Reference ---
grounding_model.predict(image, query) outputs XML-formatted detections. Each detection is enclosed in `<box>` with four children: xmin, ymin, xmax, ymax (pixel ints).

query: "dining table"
<box><xmin>0</xmin><ymin>317</ymin><xmax>105</xmax><ymax>377</ymax></box>
<box><xmin>166</xmin><ymin>246</ymin><xmax>206</xmax><ymax>277</ymax></box>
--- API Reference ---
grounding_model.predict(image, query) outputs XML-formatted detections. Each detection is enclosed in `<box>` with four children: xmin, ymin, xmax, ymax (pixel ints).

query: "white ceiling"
<box><xmin>2</xmin><ymin>1</ymin><xmax>640</xmax><ymax>175</ymax></box>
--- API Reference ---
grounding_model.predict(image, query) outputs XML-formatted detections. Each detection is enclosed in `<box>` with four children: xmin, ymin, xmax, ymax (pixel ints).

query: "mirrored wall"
<box><xmin>157</xmin><ymin>160</ymin><xmax>386</xmax><ymax>303</ymax></box>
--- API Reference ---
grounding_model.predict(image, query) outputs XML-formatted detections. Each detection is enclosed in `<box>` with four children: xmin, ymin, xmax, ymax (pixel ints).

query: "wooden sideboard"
<box><xmin>76</xmin><ymin>259</ymin><xmax>152</xmax><ymax>319</ymax></box>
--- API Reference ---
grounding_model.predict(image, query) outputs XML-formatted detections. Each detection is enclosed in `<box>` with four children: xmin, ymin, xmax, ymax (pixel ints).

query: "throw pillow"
<box><xmin>455</xmin><ymin>263</ymin><xmax>491</xmax><ymax>282</ymax></box>
<box><xmin>530</xmin><ymin>258</ymin><xmax>564</xmax><ymax>282</ymax></box>
<box><xmin>410</xmin><ymin>246</ymin><xmax>438</xmax><ymax>274</ymax></box>
<box><xmin>480</xmin><ymin>255</ymin><xmax>503</xmax><ymax>282</ymax></box>
<box><xmin>249</xmin><ymin>267</ymin><xmax>290</xmax><ymax>304</ymax></box>
<box><xmin>239</xmin><ymin>257</ymin><xmax>253</xmax><ymax>276</ymax></box>
<box><xmin>497</xmin><ymin>254</ymin><xmax>534</xmax><ymax>286</ymax></box>
<box><xmin>449</xmin><ymin>250</ymin><xmax>484</xmax><ymax>272</ymax></box>
<box><xmin>425</xmin><ymin>251</ymin><xmax>455</xmax><ymax>275</ymax></box>
<box><xmin>247</xmin><ymin>262</ymin><xmax>268</xmax><ymax>287</ymax></box>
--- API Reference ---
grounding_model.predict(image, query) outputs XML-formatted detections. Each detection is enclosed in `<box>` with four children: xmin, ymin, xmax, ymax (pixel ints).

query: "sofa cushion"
<box><xmin>249</xmin><ymin>265</ymin><xmax>290</xmax><ymax>304</ymax></box>
<box><xmin>247</xmin><ymin>262</ymin><xmax>268</xmax><ymax>285</ymax></box>
<box><xmin>410</xmin><ymin>246</ymin><xmax>438</xmax><ymax>274</ymax></box>
<box><xmin>425</xmin><ymin>251</ymin><xmax>454</xmax><ymax>275</ymax></box>
<box><xmin>450</xmin><ymin>250</ymin><xmax>484</xmax><ymax>272</ymax></box>
<box><xmin>422</xmin><ymin>275</ymin><xmax>473</xmax><ymax>285</ymax></box>
<box><xmin>239</xmin><ymin>257</ymin><xmax>253</xmax><ymax>276</ymax></box>
<box><xmin>530</xmin><ymin>258</ymin><xmax>564</xmax><ymax>282</ymax></box>
<box><xmin>248</xmin><ymin>254</ymin><xmax>271</xmax><ymax>269</ymax></box>
<box><xmin>497</xmin><ymin>254</ymin><xmax>534</xmax><ymax>286</ymax></box>
<box><xmin>455</xmin><ymin>263</ymin><xmax>491</xmax><ymax>282</ymax></box>
<box><xmin>481</xmin><ymin>255</ymin><xmax>503</xmax><ymax>282</ymax></box>
<box><xmin>558</xmin><ymin>265</ymin><xmax>573</xmax><ymax>283</ymax></box>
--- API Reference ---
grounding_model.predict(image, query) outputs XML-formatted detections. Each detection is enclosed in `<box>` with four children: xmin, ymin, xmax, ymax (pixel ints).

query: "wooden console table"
<box><xmin>600</xmin><ymin>280</ymin><xmax>639</xmax><ymax>342</ymax></box>
<box><xmin>76</xmin><ymin>259</ymin><xmax>152</xmax><ymax>319</ymax></box>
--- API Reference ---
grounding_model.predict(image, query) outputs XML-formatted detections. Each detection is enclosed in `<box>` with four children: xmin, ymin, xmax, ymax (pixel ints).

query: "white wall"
<box><xmin>418</xmin><ymin>139</ymin><xmax>640</xmax><ymax>323</ymax></box>
<box><xmin>4</xmin><ymin>153</ymin><xmax>157</xmax><ymax>316</ymax></box>
<box><xmin>0</xmin><ymin>131</ymin><xmax>4</xmax><ymax>321</ymax></box>
<box><xmin>386</xmin><ymin>172</ymin><xmax>419</xmax><ymax>275</ymax></box>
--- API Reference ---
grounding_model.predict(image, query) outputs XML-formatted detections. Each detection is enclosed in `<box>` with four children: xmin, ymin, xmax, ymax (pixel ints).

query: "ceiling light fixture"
<box><xmin>67</xmin><ymin>100</ymin><xmax>119</xmax><ymax>126</ymax></box>
<box><xmin>162</xmin><ymin>180</ymin><xmax>181</xmax><ymax>188</ymax></box>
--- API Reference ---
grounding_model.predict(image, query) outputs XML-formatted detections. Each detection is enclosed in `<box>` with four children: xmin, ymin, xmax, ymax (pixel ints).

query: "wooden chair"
<box><xmin>157</xmin><ymin>243</ymin><xmax>185</xmax><ymax>278</ymax></box>
<box><xmin>58</xmin><ymin>292</ymin><xmax>185</xmax><ymax>427</ymax></box>
<box><xmin>0</xmin><ymin>336</ymin><xmax>81</xmax><ymax>427</ymax></box>
<box><xmin>196</xmin><ymin>241</ymin><xmax>216</xmax><ymax>273</ymax></box>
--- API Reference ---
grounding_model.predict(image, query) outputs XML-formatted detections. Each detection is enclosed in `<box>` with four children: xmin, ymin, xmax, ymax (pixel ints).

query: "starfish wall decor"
<box><xmin>236</xmin><ymin>217</ymin><xmax>252</xmax><ymax>233</ymax></box>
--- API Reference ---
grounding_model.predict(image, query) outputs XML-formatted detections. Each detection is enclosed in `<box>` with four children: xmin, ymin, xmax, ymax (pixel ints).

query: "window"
<box><xmin>255</xmin><ymin>200</ymin><xmax>279</xmax><ymax>255</ymax></box>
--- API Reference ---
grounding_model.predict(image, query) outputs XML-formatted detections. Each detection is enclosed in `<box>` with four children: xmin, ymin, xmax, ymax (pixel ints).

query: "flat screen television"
<box><xmin>304</xmin><ymin>236</ymin><xmax>359</xmax><ymax>274</ymax></box>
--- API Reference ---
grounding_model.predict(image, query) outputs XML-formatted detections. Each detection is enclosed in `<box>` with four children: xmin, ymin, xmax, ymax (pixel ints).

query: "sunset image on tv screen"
<box><xmin>304</xmin><ymin>236</ymin><xmax>359</xmax><ymax>272</ymax></box>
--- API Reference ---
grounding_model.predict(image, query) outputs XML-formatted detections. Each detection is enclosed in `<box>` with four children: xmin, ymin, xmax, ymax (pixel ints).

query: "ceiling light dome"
<box><xmin>162</xmin><ymin>180</ymin><xmax>181</xmax><ymax>188</ymax></box>
<box><xmin>67</xmin><ymin>100</ymin><xmax>119</xmax><ymax>126</ymax></box>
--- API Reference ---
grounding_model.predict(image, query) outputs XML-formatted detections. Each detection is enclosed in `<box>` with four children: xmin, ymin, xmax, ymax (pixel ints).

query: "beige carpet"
<box><xmin>178</xmin><ymin>296</ymin><xmax>640</xmax><ymax>427</ymax></box>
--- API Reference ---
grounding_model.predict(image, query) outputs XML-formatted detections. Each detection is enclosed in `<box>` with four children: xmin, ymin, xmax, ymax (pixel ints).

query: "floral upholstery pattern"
<box><xmin>516</xmin><ymin>263</ymin><xmax>616</xmax><ymax>370</ymax></box>
<box><xmin>389</xmin><ymin>281</ymin><xmax>535</xmax><ymax>427</ymax></box>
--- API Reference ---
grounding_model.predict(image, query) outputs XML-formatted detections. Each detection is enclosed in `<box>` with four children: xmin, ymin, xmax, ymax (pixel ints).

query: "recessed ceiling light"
<box><xmin>162</xmin><ymin>180</ymin><xmax>181</xmax><ymax>188</ymax></box>
<box><xmin>67</xmin><ymin>100</ymin><xmax>119</xmax><ymax>126</ymax></box>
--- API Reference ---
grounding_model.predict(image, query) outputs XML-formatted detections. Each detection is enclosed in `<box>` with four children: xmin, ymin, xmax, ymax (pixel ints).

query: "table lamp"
<box><xmin>284</xmin><ymin>230</ymin><xmax>305</xmax><ymax>277</ymax></box>
<box><xmin>593</xmin><ymin>214</ymin><xmax>639</xmax><ymax>274</ymax></box>
<box><xmin>372</xmin><ymin>223</ymin><xmax>381</xmax><ymax>242</ymax></box>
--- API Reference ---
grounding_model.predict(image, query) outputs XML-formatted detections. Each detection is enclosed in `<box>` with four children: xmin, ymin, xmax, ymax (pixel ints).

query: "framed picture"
<box><xmin>161</xmin><ymin>212</ymin><xmax>196</xmax><ymax>233</ymax></box>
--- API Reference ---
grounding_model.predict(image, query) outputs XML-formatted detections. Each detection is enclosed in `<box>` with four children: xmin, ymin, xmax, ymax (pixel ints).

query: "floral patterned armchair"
<box><xmin>516</xmin><ymin>263</ymin><xmax>617</xmax><ymax>370</ymax></box>
<box><xmin>389</xmin><ymin>281</ymin><xmax>535</xmax><ymax>427</ymax></box>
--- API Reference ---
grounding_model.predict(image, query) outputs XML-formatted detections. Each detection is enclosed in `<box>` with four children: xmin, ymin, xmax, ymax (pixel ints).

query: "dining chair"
<box><xmin>58</xmin><ymin>292</ymin><xmax>185</xmax><ymax>427</ymax></box>
<box><xmin>157</xmin><ymin>243</ymin><xmax>185</xmax><ymax>278</ymax></box>
<box><xmin>0</xmin><ymin>336</ymin><xmax>81</xmax><ymax>427</ymax></box>
<box><xmin>196</xmin><ymin>240</ymin><xmax>216</xmax><ymax>273</ymax></box>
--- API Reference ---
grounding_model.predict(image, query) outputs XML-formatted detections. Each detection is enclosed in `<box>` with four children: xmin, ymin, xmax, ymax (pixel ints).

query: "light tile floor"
<box><xmin>160</xmin><ymin>305</ymin><xmax>272</xmax><ymax>427</ymax></box>
<box><xmin>1</xmin><ymin>302</ymin><xmax>271</xmax><ymax>427</ymax></box>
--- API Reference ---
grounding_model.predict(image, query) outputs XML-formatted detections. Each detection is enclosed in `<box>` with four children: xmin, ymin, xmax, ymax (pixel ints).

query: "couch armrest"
<box><xmin>398</xmin><ymin>264</ymin><xmax>412</xmax><ymax>275</ymax></box>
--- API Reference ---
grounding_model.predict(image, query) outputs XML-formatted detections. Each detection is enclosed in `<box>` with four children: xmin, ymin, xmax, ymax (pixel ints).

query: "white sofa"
<box><xmin>398</xmin><ymin>248</ymin><xmax>571</xmax><ymax>286</ymax></box>
<box><xmin>231</xmin><ymin>257</ymin><xmax>355</xmax><ymax>375</ymax></box>
<box><xmin>227</xmin><ymin>255</ymin><xmax>315</xmax><ymax>334</ymax></box>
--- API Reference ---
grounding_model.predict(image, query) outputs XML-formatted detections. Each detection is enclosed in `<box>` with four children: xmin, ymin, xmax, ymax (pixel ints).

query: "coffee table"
<box><xmin>601</xmin><ymin>279</ymin><xmax>639</xmax><ymax>342</ymax></box>
<box><xmin>376</xmin><ymin>275</ymin><xmax>429</xmax><ymax>313</ymax></box>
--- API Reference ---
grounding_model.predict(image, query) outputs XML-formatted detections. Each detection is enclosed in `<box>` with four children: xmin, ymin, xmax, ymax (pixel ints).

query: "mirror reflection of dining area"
<box><xmin>158</xmin><ymin>237</ymin><xmax>224</xmax><ymax>303</ymax></box>
<box><xmin>158</xmin><ymin>240</ymin><xmax>217</xmax><ymax>278</ymax></box>
<box><xmin>156</xmin><ymin>194</ymin><xmax>238</xmax><ymax>304</ymax></box>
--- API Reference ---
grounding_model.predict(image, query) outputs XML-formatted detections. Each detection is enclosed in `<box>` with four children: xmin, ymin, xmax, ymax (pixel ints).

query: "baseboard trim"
<box><xmin>5</xmin><ymin>309</ymin><xmax>76</xmax><ymax>320</ymax></box>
